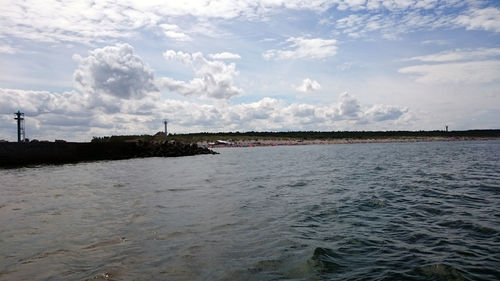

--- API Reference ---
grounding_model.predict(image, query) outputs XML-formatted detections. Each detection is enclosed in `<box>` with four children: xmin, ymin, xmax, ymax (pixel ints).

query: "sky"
<box><xmin>0</xmin><ymin>0</ymin><xmax>499</xmax><ymax>141</ymax></box>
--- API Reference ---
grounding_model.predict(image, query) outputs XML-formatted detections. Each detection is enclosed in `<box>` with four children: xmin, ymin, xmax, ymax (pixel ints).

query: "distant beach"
<box><xmin>200</xmin><ymin>136</ymin><xmax>500</xmax><ymax>148</ymax></box>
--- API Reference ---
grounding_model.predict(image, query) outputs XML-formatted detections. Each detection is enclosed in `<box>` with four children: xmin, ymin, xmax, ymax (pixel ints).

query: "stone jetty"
<box><xmin>0</xmin><ymin>140</ymin><xmax>217</xmax><ymax>167</ymax></box>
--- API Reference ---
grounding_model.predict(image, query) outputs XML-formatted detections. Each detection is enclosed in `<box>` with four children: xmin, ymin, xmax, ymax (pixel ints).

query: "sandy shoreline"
<box><xmin>200</xmin><ymin>137</ymin><xmax>500</xmax><ymax>148</ymax></box>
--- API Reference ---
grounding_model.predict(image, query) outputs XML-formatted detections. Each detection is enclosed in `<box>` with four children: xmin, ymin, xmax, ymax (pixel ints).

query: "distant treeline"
<box><xmin>91</xmin><ymin>135</ymin><xmax>157</xmax><ymax>143</ymax></box>
<box><xmin>172</xmin><ymin>130</ymin><xmax>500</xmax><ymax>139</ymax></box>
<box><xmin>92</xmin><ymin>130</ymin><xmax>500</xmax><ymax>143</ymax></box>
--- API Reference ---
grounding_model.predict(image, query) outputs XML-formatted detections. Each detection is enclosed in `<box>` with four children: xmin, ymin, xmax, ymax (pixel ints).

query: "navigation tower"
<box><xmin>14</xmin><ymin>110</ymin><xmax>25</xmax><ymax>142</ymax></box>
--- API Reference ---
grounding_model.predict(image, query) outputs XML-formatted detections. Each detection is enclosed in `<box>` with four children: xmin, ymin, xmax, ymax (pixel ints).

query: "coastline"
<box><xmin>200</xmin><ymin>136</ymin><xmax>500</xmax><ymax>148</ymax></box>
<box><xmin>2</xmin><ymin>131</ymin><xmax>498</xmax><ymax>166</ymax></box>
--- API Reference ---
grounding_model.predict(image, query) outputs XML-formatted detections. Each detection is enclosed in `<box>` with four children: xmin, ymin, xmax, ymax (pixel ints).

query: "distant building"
<box><xmin>215</xmin><ymin>140</ymin><xmax>234</xmax><ymax>145</ymax></box>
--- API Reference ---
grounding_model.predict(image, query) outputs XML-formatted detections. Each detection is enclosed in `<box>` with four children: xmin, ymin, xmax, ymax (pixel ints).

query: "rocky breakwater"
<box><xmin>0</xmin><ymin>140</ymin><xmax>217</xmax><ymax>167</ymax></box>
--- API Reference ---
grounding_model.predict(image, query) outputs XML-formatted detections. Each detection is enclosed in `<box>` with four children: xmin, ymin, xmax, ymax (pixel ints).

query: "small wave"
<box><xmin>476</xmin><ymin>183</ymin><xmax>500</xmax><ymax>193</ymax></box>
<box><xmin>210</xmin><ymin>222</ymin><xmax>239</xmax><ymax>232</ymax></box>
<box><xmin>358</xmin><ymin>197</ymin><xmax>388</xmax><ymax>211</ymax></box>
<box><xmin>154</xmin><ymin>187</ymin><xmax>193</xmax><ymax>193</ymax></box>
<box><xmin>308</xmin><ymin>247</ymin><xmax>346</xmax><ymax>273</ymax></box>
<box><xmin>246</xmin><ymin>248</ymin><xmax>347</xmax><ymax>280</ymax></box>
<box><xmin>251</xmin><ymin>259</ymin><xmax>282</xmax><ymax>273</ymax></box>
<box><xmin>287</xmin><ymin>180</ymin><xmax>309</xmax><ymax>188</ymax></box>
<box><xmin>406</xmin><ymin>232</ymin><xmax>432</xmax><ymax>244</ymax></box>
<box><xmin>167</xmin><ymin>188</ymin><xmax>192</xmax><ymax>192</ymax></box>
<box><xmin>337</xmin><ymin>238</ymin><xmax>382</xmax><ymax>255</ymax></box>
<box><xmin>154</xmin><ymin>231</ymin><xmax>189</xmax><ymax>241</ymax></box>
<box><xmin>82</xmin><ymin>271</ymin><xmax>117</xmax><ymax>281</ymax></box>
<box><xmin>415</xmin><ymin>205</ymin><xmax>452</xmax><ymax>216</ymax></box>
<box><xmin>437</xmin><ymin>220</ymin><xmax>498</xmax><ymax>236</ymax></box>
<box><xmin>82</xmin><ymin>237</ymin><xmax>127</xmax><ymax>250</ymax></box>
<box><xmin>18</xmin><ymin>249</ymin><xmax>69</xmax><ymax>264</ymax></box>
<box><xmin>409</xmin><ymin>263</ymin><xmax>467</xmax><ymax>281</ymax></box>
<box><xmin>295</xmin><ymin>203</ymin><xmax>338</xmax><ymax>227</ymax></box>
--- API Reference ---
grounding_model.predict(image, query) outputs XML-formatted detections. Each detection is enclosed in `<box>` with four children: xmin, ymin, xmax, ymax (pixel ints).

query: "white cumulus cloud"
<box><xmin>295</xmin><ymin>78</ymin><xmax>321</xmax><ymax>93</ymax></box>
<box><xmin>158</xmin><ymin>50</ymin><xmax>243</xmax><ymax>99</ymax></box>
<box><xmin>208</xmin><ymin>52</ymin><xmax>241</xmax><ymax>60</ymax></box>
<box><xmin>263</xmin><ymin>37</ymin><xmax>337</xmax><ymax>60</ymax></box>
<box><xmin>73</xmin><ymin>43</ymin><xmax>158</xmax><ymax>99</ymax></box>
<box><xmin>159</xmin><ymin>24</ymin><xmax>191</xmax><ymax>41</ymax></box>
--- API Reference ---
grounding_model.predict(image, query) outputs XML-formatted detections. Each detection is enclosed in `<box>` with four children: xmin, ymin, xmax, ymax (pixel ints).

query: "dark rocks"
<box><xmin>133</xmin><ymin>140</ymin><xmax>217</xmax><ymax>158</ymax></box>
<box><xmin>0</xmin><ymin>141</ymin><xmax>217</xmax><ymax>167</ymax></box>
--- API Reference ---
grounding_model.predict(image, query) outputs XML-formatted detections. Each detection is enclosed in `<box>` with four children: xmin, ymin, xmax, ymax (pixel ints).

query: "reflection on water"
<box><xmin>1</xmin><ymin>140</ymin><xmax>499</xmax><ymax>280</ymax></box>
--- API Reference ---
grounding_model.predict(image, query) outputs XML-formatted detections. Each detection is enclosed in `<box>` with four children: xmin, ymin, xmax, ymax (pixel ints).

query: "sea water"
<box><xmin>0</xmin><ymin>140</ymin><xmax>499</xmax><ymax>280</ymax></box>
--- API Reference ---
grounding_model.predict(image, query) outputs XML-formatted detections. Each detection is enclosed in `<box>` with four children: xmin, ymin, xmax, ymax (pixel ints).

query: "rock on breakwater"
<box><xmin>0</xmin><ymin>141</ymin><xmax>217</xmax><ymax>167</ymax></box>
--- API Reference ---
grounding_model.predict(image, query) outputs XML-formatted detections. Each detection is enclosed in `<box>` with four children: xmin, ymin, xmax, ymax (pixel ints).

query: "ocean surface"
<box><xmin>1</xmin><ymin>140</ymin><xmax>499</xmax><ymax>281</ymax></box>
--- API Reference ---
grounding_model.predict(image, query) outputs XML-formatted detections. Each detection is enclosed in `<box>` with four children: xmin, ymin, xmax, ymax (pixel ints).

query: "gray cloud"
<box><xmin>0</xmin><ymin>88</ymin><xmax>91</xmax><ymax>117</ymax></box>
<box><xmin>337</xmin><ymin>92</ymin><xmax>361</xmax><ymax>118</ymax></box>
<box><xmin>73</xmin><ymin>43</ymin><xmax>158</xmax><ymax>99</ymax></box>
<box><xmin>364</xmin><ymin>104</ymin><xmax>407</xmax><ymax>122</ymax></box>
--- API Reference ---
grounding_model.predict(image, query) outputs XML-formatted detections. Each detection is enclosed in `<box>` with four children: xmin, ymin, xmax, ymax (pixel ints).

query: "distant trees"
<box><xmin>90</xmin><ymin>130</ymin><xmax>500</xmax><ymax>144</ymax></box>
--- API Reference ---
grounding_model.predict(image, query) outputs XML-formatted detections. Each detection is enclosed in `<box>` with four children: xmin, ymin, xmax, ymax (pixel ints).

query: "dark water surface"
<box><xmin>1</xmin><ymin>141</ymin><xmax>499</xmax><ymax>280</ymax></box>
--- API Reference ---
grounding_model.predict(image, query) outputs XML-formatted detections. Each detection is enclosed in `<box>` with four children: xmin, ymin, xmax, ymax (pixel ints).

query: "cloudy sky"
<box><xmin>1</xmin><ymin>0</ymin><xmax>499</xmax><ymax>141</ymax></box>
